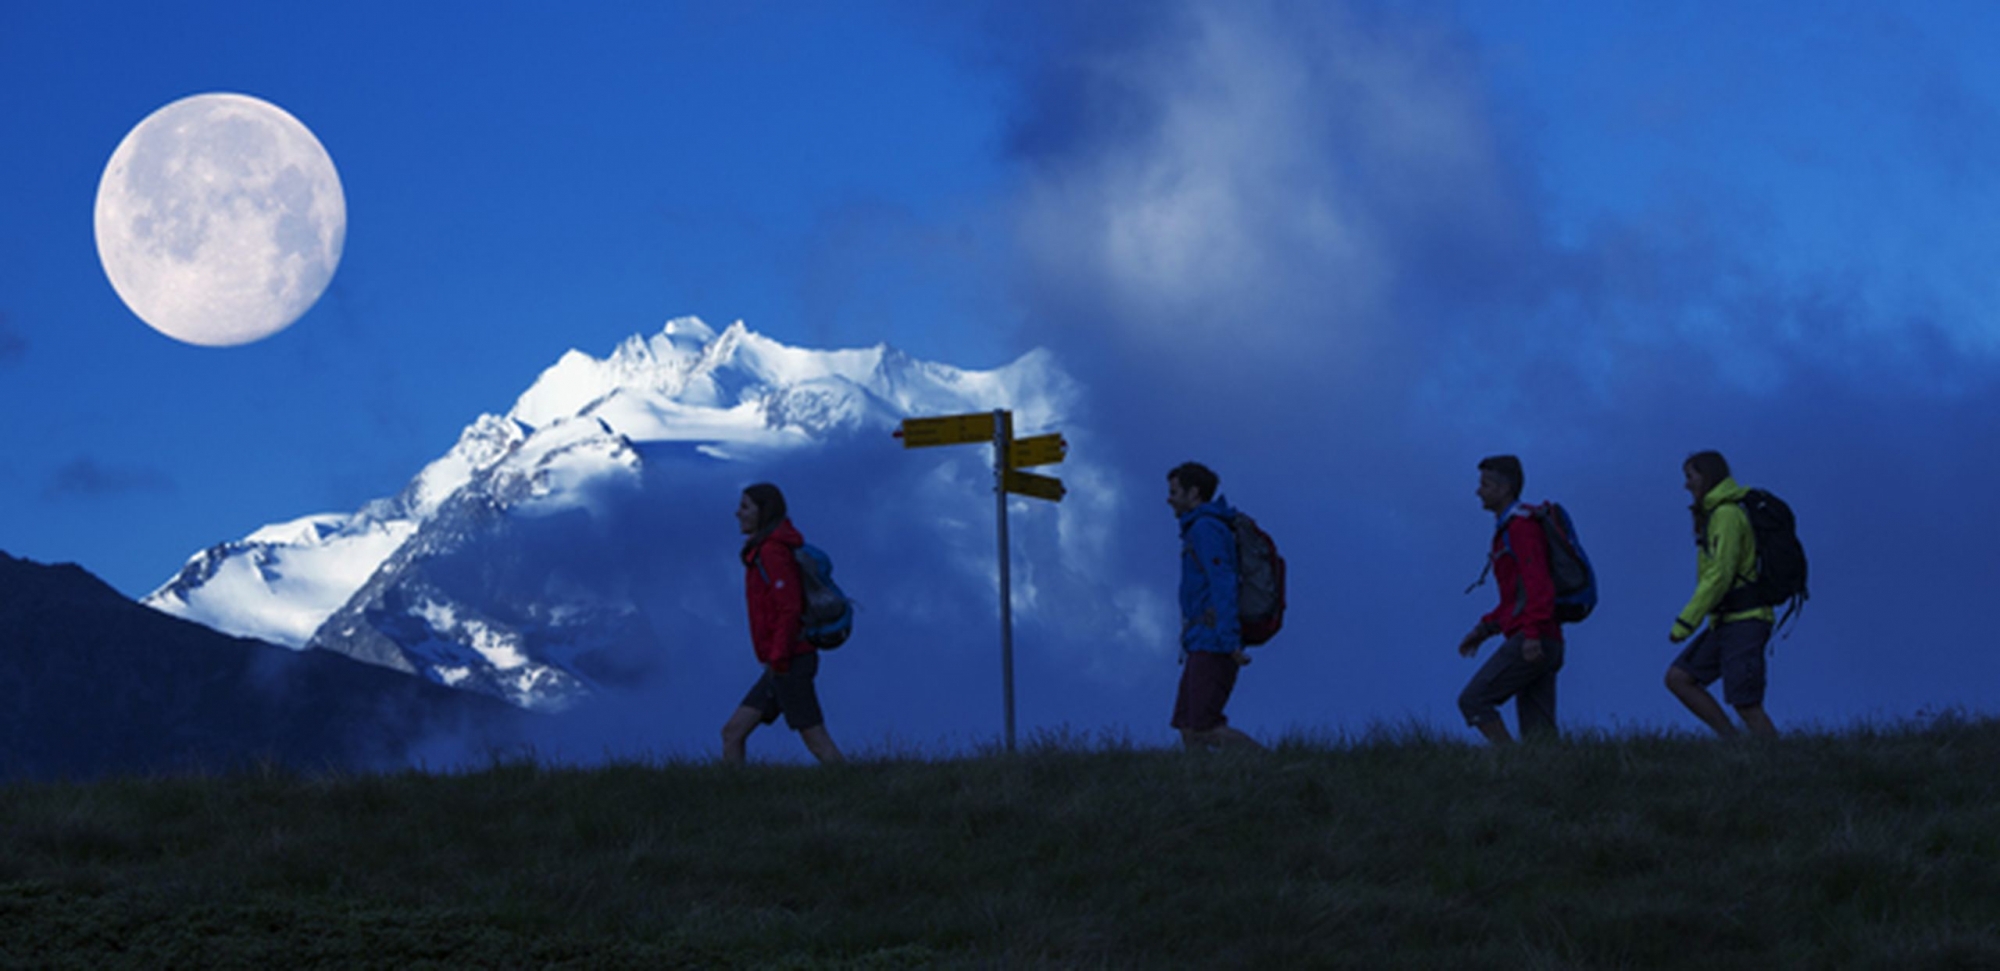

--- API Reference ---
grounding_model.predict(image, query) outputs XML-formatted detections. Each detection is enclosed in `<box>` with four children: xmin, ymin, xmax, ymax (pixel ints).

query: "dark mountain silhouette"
<box><xmin>0</xmin><ymin>550</ymin><xmax>529</xmax><ymax>780</ymax></box>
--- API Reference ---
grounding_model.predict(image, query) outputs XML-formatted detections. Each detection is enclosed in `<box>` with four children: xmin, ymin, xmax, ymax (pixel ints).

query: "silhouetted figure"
<box><xmin>1166</xmin><ymin>462</ymin><xmax>1263</xmax><ymax>750</ymax></box>
<box><xmin>1457</xmin><ymin>455</ymin><xmax>1566</xmax><ymax>745</ymax></box>
<box><xmin>721</xmin><ymin>483</ymin><xmax>844</xmax><ymax>765</ymax></box>
<box><xmin>1665</xmin><ymin>451</ymin><xmax>1779</xmax><ymax>738</ymax></box>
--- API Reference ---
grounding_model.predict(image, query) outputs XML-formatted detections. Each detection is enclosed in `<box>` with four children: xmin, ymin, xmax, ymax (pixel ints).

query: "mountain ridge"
<box><xmin>0</xmin><ymin>549</ymin><xmax>525</xmax><ymax>779</ymax></box>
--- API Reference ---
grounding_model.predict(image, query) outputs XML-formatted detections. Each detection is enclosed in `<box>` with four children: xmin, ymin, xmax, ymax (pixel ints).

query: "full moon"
<box><xmin>94</xmin><ymin>93</ymin><xmax>346</xmax><ymax>347</ymax></box>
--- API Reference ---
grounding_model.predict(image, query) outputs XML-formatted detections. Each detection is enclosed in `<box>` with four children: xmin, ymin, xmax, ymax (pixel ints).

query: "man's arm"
<box><xmin>1194</xmin><ymin>517</ymin><xmax>1241</xmax><ymax>649</ymax></box>
<box><xmin>755</xmin><ymin>544</ymin><xmax>806</xmax><ymax>665</ymax></box>
<box><xmin>1509</xmin><ymin>515</ymin><xmax>1558</xmax><ymax>632</ymax></box>
<box><xmin>1673</xmin><ymin>505</ymin><xmax>1744</xmax><ymax>639</ymax></box>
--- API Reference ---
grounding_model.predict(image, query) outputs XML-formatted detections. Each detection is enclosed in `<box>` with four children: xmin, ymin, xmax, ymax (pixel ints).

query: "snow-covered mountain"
<box><xmin>144</xmin><ymin>317</ymin><xmax>1080</xmax><ymax>711</ymax></box>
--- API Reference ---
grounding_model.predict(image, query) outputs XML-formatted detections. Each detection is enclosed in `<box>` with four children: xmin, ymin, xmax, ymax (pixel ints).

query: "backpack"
<box><xmin>1230</xmin><ymin>512</ymin><xmax>1287</xmax><ymax>646</ymax></box>
<box><xmin>1717</xmin><ymin>488</ymin><xmax>1808</xmax><ymax>631</ymax></box>
<box><xmin>760</xmin><ymin>544</ymin><xmax>854</xmax><ymax>649</ymax></box>
<box><xmin>1467</xmin><ymin>502</ymin><xmax>1598</xmax><ymax>623</ymax></box>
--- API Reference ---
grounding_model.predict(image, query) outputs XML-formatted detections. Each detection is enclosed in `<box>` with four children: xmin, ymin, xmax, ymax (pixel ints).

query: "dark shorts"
<box><xmin>740</xmin><ymin>651</ymin><xmax>824</xmax><ymax>732</ymax></box>
<box><xmin>1673</xmin><ymin>618</ymin><xmax>1771</xmax><ymax>708</ymax></box>
<box><xmin>1171</xmin><ymin>651</ymin><xmax>1241</xmax><ymax>733</ymax></box>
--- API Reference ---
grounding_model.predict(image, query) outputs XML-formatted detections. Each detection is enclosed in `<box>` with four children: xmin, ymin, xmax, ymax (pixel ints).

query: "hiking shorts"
<box><xmin>1673</xmin><ymin>618</ymin><xmax>1771</xmax><ymax>708</ymax></box>
<box><xmin>1171</xmin><ymin>650</ymin><xmax>1241</xmax><ymax>733</ymax></box>
<box><xmin>741</xmin><ymin>651</ymin><xmax>825</xmax><ymax>732</ymax></box>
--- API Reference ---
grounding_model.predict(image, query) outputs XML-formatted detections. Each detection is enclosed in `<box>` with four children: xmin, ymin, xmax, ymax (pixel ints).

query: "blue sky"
<box><xmin>6</xmin><ymin>1</ymin><xmax>2000</xmax><ymax>756</ymax></box>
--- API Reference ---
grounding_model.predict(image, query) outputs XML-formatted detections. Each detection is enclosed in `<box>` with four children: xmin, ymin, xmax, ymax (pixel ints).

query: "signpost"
<box><xmin>895</xmin><ymin>412</ymin><xmax>997</xmax><ymax>448</ymax></box>
<box><xmin>1008</xmin><ymin>433</ymin><xmax>1067</xmax><ymax>468</ymax></box>
<box><xmin>1002</xmin><ymin>470</ymin><xmax>1066</xmax><ymax>502</ymax></box>
<box><xmin>896</xmin><ymin>409</ymin><xmax>1065</xmax><ymax>751</ymax></box>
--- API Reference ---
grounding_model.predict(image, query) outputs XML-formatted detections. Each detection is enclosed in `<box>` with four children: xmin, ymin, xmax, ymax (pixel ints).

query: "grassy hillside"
<box><xmin>4</xmin><ymin>718</ymin><xmax>2000</xmax><ymax>969</ymax></box>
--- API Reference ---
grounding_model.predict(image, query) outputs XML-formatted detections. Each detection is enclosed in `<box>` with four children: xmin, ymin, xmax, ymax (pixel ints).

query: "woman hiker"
<box><xmin>720</xmin><ymin>483</ymin><xmax>845</xmax><ymax>764</ymax></box>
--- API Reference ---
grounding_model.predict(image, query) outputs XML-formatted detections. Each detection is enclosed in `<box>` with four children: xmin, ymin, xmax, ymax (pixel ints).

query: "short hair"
<box><xmin>741</xmin><ymin>482</ymin><xmax>788</xmax><ymax>532</ymax></box>
<box><xmin>1684</xmin><ymin>451</ymin><xmax>1731</xmax><ymax>491</ymax></box>
<box><xmin>1167</xmin><ymin>462</ymin><xmax>1219</xmax><ymax>502</ymax></box>
<box><xmin>1477</xmin><ymin>455</ymin><xmax>1524</xmax><ymax>500</ymax></box>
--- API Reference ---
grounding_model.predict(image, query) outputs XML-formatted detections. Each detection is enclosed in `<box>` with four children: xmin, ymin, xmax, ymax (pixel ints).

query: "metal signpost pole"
<box><xmin>900</xmin><ymin>408</ymin><xmax>1063</xmax><ymax>754</ymax></box>
<box><xmin>993</xmin><ymin>408</ymin><xmax>1016</xmax><ymax>753</ymax></box>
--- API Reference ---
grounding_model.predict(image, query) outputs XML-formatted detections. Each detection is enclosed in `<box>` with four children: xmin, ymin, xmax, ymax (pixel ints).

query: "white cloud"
<box><xmin>1014</xmin><ymin>1</ymin><xmax>1524</xmax><ymax>374</ymax></box>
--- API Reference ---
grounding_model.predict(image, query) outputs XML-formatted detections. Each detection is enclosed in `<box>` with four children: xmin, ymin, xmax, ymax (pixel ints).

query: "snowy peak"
<box><xmin>397</xmin><ymin>413</ymin><xmax>531</xmax><ymax>519</ymax></box>
<box><xmin>505</xmin><ymin>316</ymin><xmax>1069</xmax><ymax>451</ymax></box>
<box><xmin>509</xmin><ymin>317</ymin><xmax>740</xmax><ymax>427</ymax></box>
<box><xmin>144</xmin><ymin>514</ymin><xmax>418</xmax><ymax>648</ymax></box>
<box><xmin>144</xmin><ymin>315</ymin><xmax>1077</xmax><ymax>711</ymax></box>
<box><xmin>480</xmin><ymin>415</ymin><xmax>641</xmax><ymax>514</ymax></box>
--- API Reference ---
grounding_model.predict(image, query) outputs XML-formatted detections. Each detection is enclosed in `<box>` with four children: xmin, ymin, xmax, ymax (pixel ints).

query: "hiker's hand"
<box><xmin>1669</xmin><ymin>618</ymin><xmax>1695</xmax><ymax>644</ymax></box>
<box><xmin>1522</xmin><ymin>638</ymin><xmax>1544</xmax><ymax>663</ymax></box>
<box><xmin>1233</xmin><ymin>649</ymin><xmax>1251</xmax><ymax>668</ymax></box>
<box><xmin>1458</xmin><ymin>628</ymin><xmax>1487</xmax><ymax>658</ymax></box>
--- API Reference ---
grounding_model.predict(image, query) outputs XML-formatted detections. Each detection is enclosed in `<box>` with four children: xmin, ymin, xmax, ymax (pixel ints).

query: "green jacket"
<box><xmin>1672</xmin><ymin>477</ymin><xmax>1776</xmax><ymax>639</ymax></box>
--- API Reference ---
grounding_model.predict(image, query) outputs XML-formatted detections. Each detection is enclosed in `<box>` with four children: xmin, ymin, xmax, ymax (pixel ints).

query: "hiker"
<box><xmin>1457</xmin><ymin>455</ymin><xmax>1566</xmax><ymax>745</ymax></box>
<box><xmin>1665</xmin><ymin>451</ymin><xmax>1778</xmax><ymax>738</ymax></box>
<box><xmin>1166</xmin><ymin>462</ymin><xmax>1263</xmax><ymax>750</ymax></box>
<box><xmin>721</xmin><ymin>483</ymin><xmax>844</xmax><ymax>765</ymax></box>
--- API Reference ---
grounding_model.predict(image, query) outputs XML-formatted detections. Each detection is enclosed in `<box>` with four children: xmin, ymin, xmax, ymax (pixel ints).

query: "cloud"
<box><xmin>1000</xmin><ymin>0</ymin><xmax>1539</xmax><ymax>388</ymax></box>
<box><xmin>988</xmin><ymin>1</ymin><xmax>2000</xmax><ymax>411</ymax></box>
<box><xmin>42</xmin><ymin>458</ymin><xmax>175</xmax><ymax>501</ymax></box>
<box><xmin>0</xmin><ymin>313</ymin><xmax>24</xmax><ymax>365</ymax></box>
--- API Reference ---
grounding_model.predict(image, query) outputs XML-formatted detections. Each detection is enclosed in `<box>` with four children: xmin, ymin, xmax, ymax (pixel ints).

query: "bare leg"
<box><xmin>1736</xmin><ymin>705</ymin><xmax>1778</xmax><ymax>738</ymax></box>
<box><xmin>1475</xmin><ymin>719</ymin><xmax>1513</xmax><ymax>746</ymax></box>
<box><xmin>721</xmin><ymin>706</ymin><xmax>763</xmax><ymax>764</ymax></box>
<box><xmin>1666</xmin><ymin>666</ymin><xmax>1738</xmax><ymax>737</ymax></box>
<box><xmin>799</xmin><ymin>725</ymin><xmax>845</xmax><ymax>765</ymax></box>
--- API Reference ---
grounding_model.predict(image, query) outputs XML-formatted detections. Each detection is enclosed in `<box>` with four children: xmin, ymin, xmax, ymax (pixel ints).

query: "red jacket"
<box><xmin>1480</xmin><ymin>506</ymin><xmax>1562</xmax><ymax>642</ymax></box>
<box><xmin>743</xmin><ymin>519</ymin><xmax>812</xmax><ymax>669</ymax></box>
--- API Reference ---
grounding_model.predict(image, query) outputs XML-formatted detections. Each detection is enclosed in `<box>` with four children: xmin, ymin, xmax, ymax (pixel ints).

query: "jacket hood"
<box><xmin>764</xmin><ymin>519</ymin><xmax>805</xmax><ymax>550</ymax></box>
<box><xmin>743</xmin><ymin>518</ymin><xmax>805</xmax><ymax>563</ymax></box>
<box><xmin>1699</xmin><ymin>477</ymin><xmax>1750</xmax><ymax>512</ymax></box>
<box><xmin>1177</xmin><ymin>494</ymin><xmax>1235</xmax><ymax>531</ymax></box>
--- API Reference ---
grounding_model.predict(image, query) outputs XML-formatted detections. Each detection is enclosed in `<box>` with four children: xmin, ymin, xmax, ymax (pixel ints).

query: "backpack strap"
<box><xmin>1463</xmin><ymin>510</ymin><xmax>1526</xmax><ymax>595</ymax></box>
<box><xmin>1463</xmin><ymin>561</ymin><xmax>1493</xmax><ymax>595</ymax></box>
<box><xmin>1775</xmin><ymin>596</ymin><xmax>1804</xmax><ymax>638</ymax></box>
<box><xmin>1715</xmin><ymin>499</ymin><xmax>1761</xmax><ymax>611</ymax></box>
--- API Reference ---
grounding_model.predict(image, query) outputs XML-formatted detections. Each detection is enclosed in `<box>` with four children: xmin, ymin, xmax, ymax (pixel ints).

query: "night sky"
<box><xmin>5</xmin><ymin>1</ymin><xmax>1999</xmax><ymax>756</ymax></box>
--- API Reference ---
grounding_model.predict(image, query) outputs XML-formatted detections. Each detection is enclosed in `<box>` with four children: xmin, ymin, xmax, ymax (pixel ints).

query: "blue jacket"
<box><xmin>1178</xmin><ymin>496</ymin><xmax>1241</xmax><ymax>655</ymax></box>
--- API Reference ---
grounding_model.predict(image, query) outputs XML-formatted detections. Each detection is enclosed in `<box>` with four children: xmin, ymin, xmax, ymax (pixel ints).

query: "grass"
<box><xmin>4</xmin><ymin>717</ymin><xmax>2000</xmax><ymax>968</ymax></box>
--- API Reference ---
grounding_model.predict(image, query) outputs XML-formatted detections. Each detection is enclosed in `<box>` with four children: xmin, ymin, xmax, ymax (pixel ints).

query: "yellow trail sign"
<box><xmin>897</xmin><ymin>412</ymin><xmax>997</xmax><ymax>448</ymax></box>
<box><xmin>1007</xmin><ymin>433</ymin><xmax>1067</xmax><ymax>469</ymax></box>
<box><xmin>1004</xmin><ymin>469</ymin><xmax>1066</xmax><ymax>502</ymax></box>
<box><xmin>894</xmin><ymin>407</ymin><xmax>1066</xmax><ymax>749</ymax></box>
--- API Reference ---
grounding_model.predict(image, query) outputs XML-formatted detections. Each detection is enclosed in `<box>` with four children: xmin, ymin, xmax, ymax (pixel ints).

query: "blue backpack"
<box><xmin>756</xmin><ymin>543</ymin><xmax>854</xmax><ymax>649</ymax></box>
<box><xmin>793</xmin><ymin>544</ymin><xmax>854</xmax><ymax>649</ymax></box>
<box><xmin>1468</xmin><ymin>502</ymin><xmax>1598</xmax><ymax>623</ymax></box>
